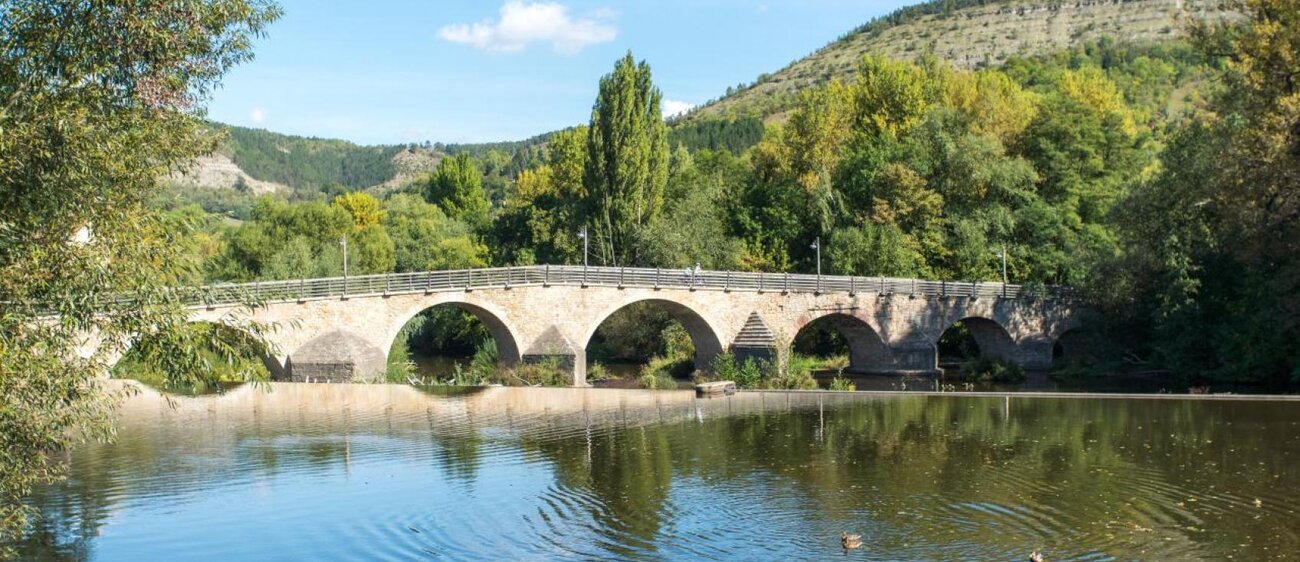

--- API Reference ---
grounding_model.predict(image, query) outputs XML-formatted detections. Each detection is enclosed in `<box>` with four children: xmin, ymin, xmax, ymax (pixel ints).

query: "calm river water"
<box><xmin>15</xmin><ymin>383</ymin><xmax>1300</xmax><ymax>561</ymax></box>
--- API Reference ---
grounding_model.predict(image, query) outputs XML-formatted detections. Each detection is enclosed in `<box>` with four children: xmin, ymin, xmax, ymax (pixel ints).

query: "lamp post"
<box><xmin>811</xmin><ymin>236</ymin><xmax>821</xmax><ymax>292</ymax></box>
<box><xmin>578</xmin><ymin>226</ymin><xmax>589</xmax><ymax>268</ymax></box>
<box><xmin>578</xmin><ymin>226</ymin><xmax>589</xmax><ymax>286</ymax></box>
<box><xmin>340</xmin><ymin>236</ymin><xmax>349</xmax><ymax>298</ymax></box>
<box><xmin>996</xmin><ymin>245</ymin><xmax>1007</xmax><ymax>297</ymax></box>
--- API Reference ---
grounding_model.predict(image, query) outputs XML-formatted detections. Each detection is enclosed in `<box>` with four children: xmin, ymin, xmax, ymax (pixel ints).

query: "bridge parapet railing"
<box><xmin>186</xmin><ymin>265</ymin><xmax>1070</xmax><ymax>307</ymax></box>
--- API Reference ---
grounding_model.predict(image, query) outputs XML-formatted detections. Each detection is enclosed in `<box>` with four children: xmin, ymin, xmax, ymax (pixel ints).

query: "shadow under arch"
<box><xmin>385</xmin><ymin>299</ymin><xmax>524</xmax><ymax>369</ymax></box>
<box><xmin>1052</xmin><ymin>327</ymin><xmax>1097</xmax><ymax>364</ymax></box>
<box><xmin>111</xmin><ymin>320</ymin><xmax>285</xmax><ymax>385</ymax></box>
<box><xmin>936</xmin><ymin>316</ymin><xmax>1017</xmax><ymax>364</ymax></box>
<box><xmin>582</xmin><ymin>298</ymin><xmax>725</xmax><ymax>373</ymax></box>
<box><xmin>793</xmin><ymin>313</ymin><xmax>894</xmax><ymax>373</ymax></box>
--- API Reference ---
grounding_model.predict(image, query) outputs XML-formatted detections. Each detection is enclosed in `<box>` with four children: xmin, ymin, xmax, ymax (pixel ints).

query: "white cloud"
<box><xmin>437</xmin><ymin>1</ymin><xmax>617</xmax><ymax>55</ymax></box>
<box><xmin>249</xmin><ymin>106</ymin><xmax>266</xmax><ymax>124</ymax></box>
<box><xmin>661</xmin><ymin>99</ymin><xmax>695</xmax><ymax>119</ymax></box>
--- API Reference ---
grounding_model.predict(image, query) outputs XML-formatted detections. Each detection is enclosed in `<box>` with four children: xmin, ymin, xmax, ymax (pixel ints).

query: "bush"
<box><xmin>639</xmin><ymin>371</ymin><xmax>679</xmax><ymax>390</ymax></box>
<box><xmin>829</xmin><ymin>376</ymin><xmax>856</xmax><ymax>391</ymax></box>
<box><xmin>502</xmin><ymin>359</ymin><xmax>570</xmax><ymax>387</ymax></box>
<box><xmin>709</xmin><ymin>352</ymin><xmax>765</xmax><ymax>388</ymax></box>
<box><xmin>766</xmin><ymin>367</ymin><xmax>818</xmax><ymax>390</ymax></box>
<box><xmin>385</xmin><ymin>337</ymin><xmax>416</xmax><ymax>383</ymax></box>
<box><xmin>955</xmin><ymin>357</ymin><xmax>1026</xmax><ymax>383</ymax></box>
<box><xmin>587</xmin><ymin>362</ymin><xmax>612</xmax><ymax>382</ymax></box>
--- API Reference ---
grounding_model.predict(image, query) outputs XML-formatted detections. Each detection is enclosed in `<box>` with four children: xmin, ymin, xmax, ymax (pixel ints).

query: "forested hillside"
<box><xmin>172</xmin><ymin>0</ymin><xmax>1233</xmax><ymax>206</ymax></box>
<box><xmin>220</xmin><ymin>125</ymin><xmax>409</xmax><ymax>189</ymax></box>
<box><xmin>687</xmin><ymin>0</ymin><xmax>1235</xmax><ymax>121</ymax></box>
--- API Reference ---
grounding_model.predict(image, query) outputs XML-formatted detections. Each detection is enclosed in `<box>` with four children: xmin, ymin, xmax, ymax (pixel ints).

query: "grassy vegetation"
<box><xmin>954</xmin><ymin>357</ymin><xmax>1027</xmax><ymax>383</ymax></box>
<box><xmin>828</xmin><ymin>376</ymin><xmax>857</xmax><ymax>392</ymax></box>
<box><xmin>701</xmin><ymin>351</ymin><xmax>820</xmax><ymax>390</ymax></box>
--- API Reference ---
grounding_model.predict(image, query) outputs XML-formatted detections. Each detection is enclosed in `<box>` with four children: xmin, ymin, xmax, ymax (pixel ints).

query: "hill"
<box><xmin>170</xmin><ymin>0</ymin><xmax>1237</xmax><ymax>206</ymax></box>
<box><xmin>687</xmin><ymin>0</ymin><xmax>1236</xmax><ymax>122</ymax></box>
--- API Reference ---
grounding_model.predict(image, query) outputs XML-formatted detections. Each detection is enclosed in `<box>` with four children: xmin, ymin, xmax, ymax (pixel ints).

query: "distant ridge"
<box><xmin>686</xmin><ymin>0</ymin><xmax>1236</xmax><ymax>121</ymax></box>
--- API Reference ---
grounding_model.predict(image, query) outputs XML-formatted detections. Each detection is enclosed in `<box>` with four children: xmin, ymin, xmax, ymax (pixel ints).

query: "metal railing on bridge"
<box><xmin>191</xmin><ymin>266</ymin><xmax>1071</xmax><ymax>308</ymax></box>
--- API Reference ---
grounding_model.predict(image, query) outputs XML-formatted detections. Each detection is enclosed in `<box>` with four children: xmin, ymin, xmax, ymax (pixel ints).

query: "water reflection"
<box><xmin>15</xmin><ymin>383</ymin><xmax>1300</xmax><ymax>561</ymax></box>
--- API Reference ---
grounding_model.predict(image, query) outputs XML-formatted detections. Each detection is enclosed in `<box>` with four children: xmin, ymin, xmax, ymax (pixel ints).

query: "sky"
<box><xmin>206</xmin><ymin>1</ymin><xmax>913</xmax><ymax>145</ymax></box>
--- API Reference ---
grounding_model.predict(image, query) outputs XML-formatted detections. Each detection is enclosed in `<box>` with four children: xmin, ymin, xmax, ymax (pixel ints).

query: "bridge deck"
<box><xmin>192</xmin><ymin>265</ymin><xmax>1071</xmax><ymax>307</ymax></box>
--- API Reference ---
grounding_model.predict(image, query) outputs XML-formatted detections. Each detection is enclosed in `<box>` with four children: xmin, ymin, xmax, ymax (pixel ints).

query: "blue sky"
<box><xmin>206</xmin><ymin>1</ymin><xmax>912</xmax><ymax>145</ymax></box>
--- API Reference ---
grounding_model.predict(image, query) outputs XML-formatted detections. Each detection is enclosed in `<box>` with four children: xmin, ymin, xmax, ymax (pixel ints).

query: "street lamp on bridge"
<box><xmin>811</xmin><ymin>236</ymin><xmax>821</xmax><ymax>292</ymax></box>
<box><xmin>578</xmin><ymin>226</ymin><xmax>589</xmax><ymax>286</ymax></box>
<box><xmin>340</xmin><ymin>235</ymin><xmax>349</xmax><ymax>298</ymax></box>
<box><xmin>577</xmin><ymin>226</ymin><xmax>589</xmax><ymax>268</ymax></box>
<box><xmin>996</xmin><ymin>245</ymin><xmax>1007</xmax><ymax>297</ymax></box>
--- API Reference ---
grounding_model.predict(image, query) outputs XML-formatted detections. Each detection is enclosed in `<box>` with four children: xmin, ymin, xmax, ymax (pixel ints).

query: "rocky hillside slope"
<box><xmin>689</xmin><ymin>0</ymin><xmax>1236</xmax><ymax>121</ymax></box>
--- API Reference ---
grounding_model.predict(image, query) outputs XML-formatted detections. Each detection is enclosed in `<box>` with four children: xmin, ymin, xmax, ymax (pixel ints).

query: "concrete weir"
<box><xmin>78</xmin><ymin>266</ymin><xmax>1085</xmax><ymax>386</ymax></box>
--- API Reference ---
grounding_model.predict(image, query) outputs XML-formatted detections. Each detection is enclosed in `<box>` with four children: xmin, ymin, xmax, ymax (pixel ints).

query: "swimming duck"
<box><xmin>1029</xmin><ymin>550</ymin><xmax>1045</xmax><ymax>562</ymax></box>
<box><xmin>840</xmin><ymin>532</ymin><xmax>862</xmax><ymax>550</ymax></box>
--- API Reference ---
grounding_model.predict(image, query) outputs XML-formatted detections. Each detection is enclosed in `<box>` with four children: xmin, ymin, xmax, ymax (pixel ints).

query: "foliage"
<box><xmin>1091</xmin><ymin>0</ymin><xmax>1300</xmax><ymax>386</ymax></box>
<box><xmin>0</xmin><ymin>0</ymin><xmax>279</xmax><ymax>548</ymax></box>
<box><xmin>333</xmin><ymin>192</ymin><xmax>386</xmax><ymax>229</ymax></box>
<box><xmin>587</xmin><ymin>302</ymin><xmax>681</xmax><ymax>364</ymax></box>
<box><xmin>828</xmin><ymin>376</ymin><xmax>857</xmax><ymax>392</ymax></box>
<box><xmin>384</xmin><ymin>331</ymin><xmax>417</xmax><ymax>384</ymax></box>
<box><xmin>955</xmin><ymin>357</ymin><xmax>1027</xmax><ymax>383</ymax></box>
<box><xmin>667</xmin><ymin>117</ymin><xmax>764</xmax><ymax>153</ymax></box>
<box><xmin>112</xmin><ymin>322</ymin><xmax>274</xmax><ymax>392</ymax></box>
<box><xmin>490</xmin><ymin>127</ymin><xmax>587</xmax><ymax>265</ymax></box>
<box><xmin>427</xmin><ymin>153</ymin><xmax>490</xmax><ymax>229</ymax></box>
<box><xmin>638</xmin><ymin>369</ymin><xmax>681</xmax><ymax>390</ymax></box>
<box><xmin>706</xmin><ymin>351</ymin><xmax>817</xmax><ymax>390</ymax></box>
<box><xmin>708</xmin><ymin>353</ymin><xmax>763</xmax><ymax>389</ymax></box>
<box><xmin>385</xmin><ymin>194</ymin><xmax>486</xmax><ymax>273</ymax></box>
<box><xmin>584</xmin><ymin>52</ymin><xmax>670</xmax><ymax>266</ymax></box>
<box><xmin>586</xmin><ymin>362</ymin><xmax>612</xmax><ymax>382</ymax></box>
<box><xmin>222</xmin><ymin>125</ymin><xmax>401</xmax><ymax>189</ymax></box>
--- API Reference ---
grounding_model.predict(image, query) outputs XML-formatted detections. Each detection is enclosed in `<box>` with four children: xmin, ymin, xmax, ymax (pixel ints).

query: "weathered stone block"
<box><xmin>287</xmin><ymin>329</ymin><xmax>385</xmax><ymax>383</ymax></box>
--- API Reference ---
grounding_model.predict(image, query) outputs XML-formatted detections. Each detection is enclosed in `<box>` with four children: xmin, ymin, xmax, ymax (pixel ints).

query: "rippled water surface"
<box><xmin>17</xmin><ymin>384</ymin><xmax>1300</xmax><ymax>561</ymax></box>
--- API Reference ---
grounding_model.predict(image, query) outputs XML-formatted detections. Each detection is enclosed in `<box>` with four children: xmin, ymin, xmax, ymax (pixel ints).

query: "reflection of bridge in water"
<box><xmin>116</xmin><ymin>381</ymin><xmax>1291</xmax><ymax>437</ymax></box>
<box><xmin>84</xmin><ymin>266</ymin><xmax>1085</xmax><ymax>386</ymax></box>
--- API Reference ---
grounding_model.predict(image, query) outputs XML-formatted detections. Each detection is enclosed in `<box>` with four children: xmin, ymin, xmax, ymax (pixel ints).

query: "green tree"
<box><xmin>332</xmin><ymin>191</ymin><xmax>386</xmax><ymax>229</ymax></box>
<box><xmin>584</xmin><ymin>52</ymin><xmax>670</xmax><ymax>266</ymax></box>
<box><xmin>490</xmin><ymin>127</ymin><xmax>588</xmax><ymax>265</ymax></box>
<box><xmin>0</xmin><ymin>0</ymin><xmax>279</xmax><ymax>548</ymax></box>
<box><xmin>1100</xmin><ymin>0</ymin><xmax>1300</xmax><ymax>385</ymax></box>
<box><xmin>427</xmin><ymin>153</ymin><xmax>490</xmax><ymax>229</ymax></box>
<box><xmin>386</xmin><ymin>194</ymin><xmax>487</xmax><ymax>272</ymax></box>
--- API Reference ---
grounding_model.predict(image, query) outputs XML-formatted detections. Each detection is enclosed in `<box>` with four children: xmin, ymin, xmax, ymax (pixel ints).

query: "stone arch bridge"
<box><xmin>82</xmin><ymin>266</ymin><xmax>1084</xmax><ymax>386</ymax></box>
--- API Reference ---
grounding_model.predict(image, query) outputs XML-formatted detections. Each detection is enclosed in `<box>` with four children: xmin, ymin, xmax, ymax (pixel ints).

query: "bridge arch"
<box><xmin>582</xmin><ymin>297</ymin><xmax>726</xmax><ymax>373</ymax></box>
<box><xmin>936</xmin><ymin>316</ymin><xmax>1017</xmax><ymax>365</ymax></box>
<box><xmin>792</xmin><ymin>312</ymin><xmax>894</xmax><ymax>373</ymax></box>
<box><xmin>382</xmin><ymin>296</ymin><xmax>525</xmax><ymax>372</ymax></box>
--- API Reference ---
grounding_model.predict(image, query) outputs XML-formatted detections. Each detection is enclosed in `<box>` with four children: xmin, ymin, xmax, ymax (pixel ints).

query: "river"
<box><xmin>13</xmin><ymin>382</ymin><xmax>1300</xmax><ymax>560</ymax></box>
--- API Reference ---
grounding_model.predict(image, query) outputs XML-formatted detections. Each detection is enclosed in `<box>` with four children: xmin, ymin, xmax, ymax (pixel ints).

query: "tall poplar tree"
<box><xmin>584</xmin><ymin>52</ymin><xmax>669</xmax><ymax>266</ymax></box>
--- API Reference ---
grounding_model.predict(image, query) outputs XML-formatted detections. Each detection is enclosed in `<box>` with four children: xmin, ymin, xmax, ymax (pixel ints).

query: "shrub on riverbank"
<box><xmin>385</xmin><ymin>337</ymin><xmax>417</xmax><ymax>383</ymax></box>
<box><xmin>707</xmin><ymin>352</ymin><xmax>764</xmax><ymax>388</ymax></box>
<box><xmin>829</xmin><ymin>376</ymin><xmax>856</xmax><ymax>391</ymax></box>
<box><xmin>638</xmin><ymin>354</ymin><xmax>693</xmax><ymax>389</ymax></box>
<box><xmin>638</xmin><ymin>371</ymin><xmax>680</xmax><ymax>390</ymax></box>
<box><xmin>954</xmin><ymin>357</ymin><xmax>1026</xmax><ymax>383</ymax></box>
<box><xmin>703</xmin><ymin>351</ymin><xmax>818</xmax><ymax>390</ymax></box>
